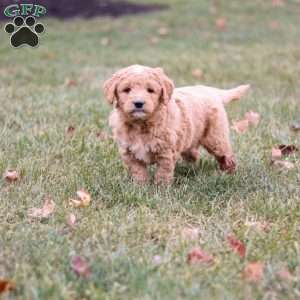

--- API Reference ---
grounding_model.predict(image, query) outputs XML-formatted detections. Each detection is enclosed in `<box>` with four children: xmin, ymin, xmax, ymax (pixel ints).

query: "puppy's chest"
<box><xmin>129</xmin><ymin>134</ymin><xmax>160</xmax><ymax>163</ymax></box>
<box><xmin>115</xmin><ymin>121</ymin><xmax>179</xmax><ymax>163</ymax></box>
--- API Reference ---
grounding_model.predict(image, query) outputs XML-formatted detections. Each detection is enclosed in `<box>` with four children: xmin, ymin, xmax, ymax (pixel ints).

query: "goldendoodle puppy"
<box><xmin>103</xmin><ymin>65</ymin><xmax>249</xmax><ymax>184</ymax></box>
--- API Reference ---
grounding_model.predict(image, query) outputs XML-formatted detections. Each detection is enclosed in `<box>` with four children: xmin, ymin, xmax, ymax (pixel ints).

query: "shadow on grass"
<box><xmin>86</xmin><ymin>144</ymin><xmax>275</xmax><ymax>213</ymax></box>
<box><xmin>174</xmin><ymin>159</ymin><xmax>218</xmax><ymax>180</ymax></box>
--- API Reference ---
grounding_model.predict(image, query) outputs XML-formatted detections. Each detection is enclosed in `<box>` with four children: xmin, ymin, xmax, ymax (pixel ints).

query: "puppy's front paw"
<box><xmin>154</xmin><ymin>173</ymin><xmax>173</xmax><ymax>185</ymax></box>
<box><xmin>132</xmin><ymin>173</ymin><xmax>149</xmax><ymax>185</ymax></box>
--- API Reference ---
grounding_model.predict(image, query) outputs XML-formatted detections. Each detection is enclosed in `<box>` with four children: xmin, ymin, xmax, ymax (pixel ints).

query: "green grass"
<box><xmin>1</xmin><ymin>0</ymin><xmax>300</xmax><ymax>299</ymax></box>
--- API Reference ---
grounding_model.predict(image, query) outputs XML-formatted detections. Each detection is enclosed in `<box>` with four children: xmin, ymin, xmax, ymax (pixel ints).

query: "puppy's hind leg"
<box><xmin>201</xmin><ymin>107</ymin><xmax>236</xmax><ymax>173</ymax></box>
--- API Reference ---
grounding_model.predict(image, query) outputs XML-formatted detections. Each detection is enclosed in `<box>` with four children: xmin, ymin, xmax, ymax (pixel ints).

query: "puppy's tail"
<box><xmin>221</xmin><ymin>84</ymin><xmax>251</xmax><ymax>105</ymax></box>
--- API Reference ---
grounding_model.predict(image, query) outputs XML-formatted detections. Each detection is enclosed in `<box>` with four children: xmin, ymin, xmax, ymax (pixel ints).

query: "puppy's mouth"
<box><xmin>131</xmin><ymin>109</ymin><xmax>146</xmax><ymax>118</ymax></box>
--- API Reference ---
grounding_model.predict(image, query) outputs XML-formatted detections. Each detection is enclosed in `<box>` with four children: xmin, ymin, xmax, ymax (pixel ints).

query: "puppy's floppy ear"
<box><xmin>154</xmin><ymin>68</ymin><xmax>174</xmax><ymax>103</ymax></box>
<box><xmin>103</xmin><ymin>71</ymin><xmax>122</xmax><ymax>105</ymax></box>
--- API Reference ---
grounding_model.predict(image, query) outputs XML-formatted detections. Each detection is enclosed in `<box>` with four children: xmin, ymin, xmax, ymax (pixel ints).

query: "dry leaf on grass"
<box><xmin>28</xmin><ymin>199</ymin><xmax>55</xmax><ymax>219</ymax></box>
<box><xmin>271</xmin><ymin>147</ymin><xmax>282</xmax><ymax>159</ymax></box>
<box><xmin>158</xmin><ymin>27</ymin><xmax>169</xmax><ymax>36</ymax></box>
<box><xmin>245</xmin><ymin>220</ymin><xmax>271</xmax><ymax>233</ymax></box>
<box><xmin>243</xmin><ymin>262</ymin><xmax>264</xmax><ymax>283</ymax></box>
<box><xmin>66</xmin><ymin>125</ymin><xmax>75</xmax><ymax>136</ymax></box>
<box><xmin>271</xmin><ymin>144</ymin><xmax>298</xmax><ymax>160</ymax></box>
<box><xmin>181</xmin><ymin>227</ymin><xmax>200</xmax><ymax>241</ymax></box>
<box><xmin>290</xmin><ymin>122</ymin><xmax>300</xmax><ymax>133</ymax></box>
<box><xmin>227</xmin><ymin>234</ymin><xmax>246</xmax><ymax>259</ymax></box>
<box><xmin>272</xmin><ymin>160</ymin><xmax>295</xmax><ymax>170</ymax></box>
<box><xmin>65</xmin><ymin>78</ymin><xmax>78</xmax><ymax>87</ymax></box>
<box><xmin>152</xmin><ymin>255</ymin><xmax>162</xmax><ymax>265</ymax></box>
<box><xmin>232</xmin><ymin>111</ymin><xmax>260</xmax><ymax>134</ymax></box>
<box><xmin>209</xmin><ymin>3</ymin><xmax>218</xmax><ymax>15</ymax></box>
<box><xmin>278</xmin><ymin>144</ymin><xmax>298</xmax><ymax>156</ymax></box>
<box><xmin>187</xmin><ymin>247</ymin><xmax>214</xmax><ymax>265</ymax></box>
<box><xmin>269</xmin><ymin>20</ymin><xmax>280</xmax><ymax>30</ymax></box>
<box><xmin>71</xmin><ymin>256</ymin><xmax>91</xmax><ymax>278</ymax></box>
<box><xmin>100</xmin><ymin>37</ymin><xmax>110</xmax><ymax>46</ymax></box>
<box><xmin>69</xmin><ymin>189</ymin><xmax>91</xmax><ymax>207</ymax></box>
<box><xmin>42</xmin><ymin>52</ymin><xmax>56</xmax><ymax>60</ymax></box>
<box><xmin>231</xmin><ymin>119</ymin><xmax>249</xmax><ymax>134</ymax></box>
<box><xmin>244</xmin><ymin>111</ymin><xmax>260</xmax><ymax>127</ymax></box>
<box><xmin>96</xmin><ymin>131</ymin><xmax>111</xmax><ymax>141</ymax></box>
<box><xmin>272</xmin><ymin>0</ymin><xmax>285</xmax><ymax>6</ymax></box>
<box><xmin>191</xmin><ymin>68</ymin><xmax>203</xmax><ymax>79</ymax></box>
<box><xmin>66</xmin><ymin>213</ymin><xmax>76</xmax><ymax>228</ymax></box>
<box><xmin>277</xmin><ymin>268</ymin><xmax>295</xmax><ymax>281</ymax></box>
<box><xmin>0</xmin><ymin>279</ymin><xmax>15</xmax><ymax>294</ymax></box>
<box><xmin>215</xmin><ymin>18</ymin><xmax>227</xmax><ymax>31</ymax></box>
<box><xmin>3</xmin><ymin>170</ymin><xmax>19</xmax><ymax>182</ymax></box>
<box><xmin>149</xmin><ymin>36</ymin><xmax>160</xmax><ymax>44</ymax></box>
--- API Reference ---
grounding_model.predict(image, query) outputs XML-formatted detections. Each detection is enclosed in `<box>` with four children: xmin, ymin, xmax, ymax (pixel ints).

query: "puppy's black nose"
<box><xmin>134</xmin><ymin>101</ymin><xmax>144</xmax><ymax>109</ymax></box>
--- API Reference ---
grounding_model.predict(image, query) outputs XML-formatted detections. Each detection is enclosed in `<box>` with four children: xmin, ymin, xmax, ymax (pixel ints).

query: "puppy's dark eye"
<box><xmin>123</xmin><ymin>87</ymin><xmax>131</xmax><ymax>93</ymax></box>
<box><xmin>147</xmin><ymin>88</ymin><xmax>155</xmax><ymax>93</ymax></box>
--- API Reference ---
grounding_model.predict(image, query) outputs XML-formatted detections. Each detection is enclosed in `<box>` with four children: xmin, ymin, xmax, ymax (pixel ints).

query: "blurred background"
<box><xmin>1</xmin><ymin>0</ymin><xmax>299</xmax><ymax>89</ymax></box>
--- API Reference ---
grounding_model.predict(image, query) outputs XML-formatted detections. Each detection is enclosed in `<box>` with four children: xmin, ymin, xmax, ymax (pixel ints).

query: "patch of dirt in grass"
<box><xmin>0</xmin><ymin>0</ymin><xmax>168</xmax><ymax>20</ymax></box>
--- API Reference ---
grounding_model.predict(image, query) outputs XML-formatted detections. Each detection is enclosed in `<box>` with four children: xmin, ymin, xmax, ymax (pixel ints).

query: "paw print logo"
<box><xmin>4</xmin><ymin>16</ymin><xmax>45</xmax><ymax>48</ymax></box>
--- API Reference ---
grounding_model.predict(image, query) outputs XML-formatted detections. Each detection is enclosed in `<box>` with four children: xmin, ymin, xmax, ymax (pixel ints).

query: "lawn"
<box><xmin>0</xmin><ymin>0</ymin><xmax>300</xmax><ymax>299</ymax></box>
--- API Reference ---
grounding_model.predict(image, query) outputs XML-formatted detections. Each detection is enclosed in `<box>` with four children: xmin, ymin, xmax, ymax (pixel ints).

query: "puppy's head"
<box><xmin>103</xmin><ymin>65</ymin><xmax>174</xmax><ymax>121</ymax></box>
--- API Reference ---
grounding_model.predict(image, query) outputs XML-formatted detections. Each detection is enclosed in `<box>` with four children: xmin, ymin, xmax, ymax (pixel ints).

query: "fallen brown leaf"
<box><xmin>42</xmin><ymin>52</ymin><xmax>56</xmax><ymax>60</ymax></box>
<box><xmin>65</xmin><ymin>78</ymin><xmax>78</xmax><ymax>87</ymax></box>
<box><xmin>227</xmin><ymin>234</ymin><xmax>246</xmax><ymax>259</ymax></box>
<box><xmin>272</xmin><ymin>160</ymin><xmax>295</xmax><ymax>170</ymax></box>
<box><xmin>69</xmin><ymin>189</ymin><xmax>91</xmax><ymax>207</ymax></box>
<box><xmin>158</xmin><ymin>27</ymin><xmax>169</xmax><ymax>36</ymax></box>
<box><xmin>277</xmin><ymin>268</ymin><xmax>295</xmax><ymax>281</ymax></box>
<box><xmin>67</xmin><ymin>213</ymin><xmax>76</xmax><ymax>228</ymax></box>
<box><xmin>100</xmin><ymin>37</ymin><xmax>110</xmax><ymax>46</ymax></box>
<box><xmin>272</xmin><ymin>0</ymin><xmax>285</xmax><ymax>6</ymax></box>
<box><xmin>71</xmin><ymin>256</ymin><xmax>91</xmax><ymax>278</ymax></box>
<box><xmin>278</xmin><ymin>144</ymin><xmax>298</xmax><ymax>156</ymax></box>
<box><xmin>244</xmin><ymin>111</ymin><xmax>260</xmax><ymax>127</ymax></box>
<box><xmin>152</xmin><ymin>255</ymin><xmax>162</xmax><ymax>265</ymax></box>
<box><xmin>3</xmin><ymin>170</ymin><xmax>19</xmax><ymax>182</ymax></box>
<box><xmin>215</xmin><ymin>18</ymin><xmax>227</xmax><ymax>31</ymax></box>
<box><xmin>290</xmin><ymin>122</ymin><xmax>300</xmax><ymax>133</ymax></box>
<box><xmin>209</xmin><ymin>2</ymin><xmax>218</xmax><ymax>15</ymax></box>
<box><xmin>243</xmin><ymin>262</ymin><xmax>264</xmax><ymax>282</ymax></box>
<box><xmin>245</xmin><ymin>220</ymin><xmax>271</xmax><ymax>233</ymax></box>
<box><xmin>0</xmin><ymin>279</ymin><xmax>15</xmax><ymax>294</ymax></box>
<box><xmin>187</xmin><ymin>247</ymin><xmax>214</xmax><ymax>265</ymax></box>
<box><xmin>232</xmin><ymin>111</ymin><xmax>260</xmax><ymax>134</ymax></box>
<box><xmin>96</xmin><ymin>131</ymin><xmax>111</xmax><ymax>141</ymax></box>
<box><xmin>28</xmin><ymin>199</ymin><xmax>55</xmax><ymax>219</ymax></box>
<box><xmin>269</xmin><ymin>20</ymin><xmax>280</xmax><ymax>30</ymax></box>
<box><xmin>66</xmin><ymin>126</ymin><xmax>75</xmax><ymax>136</ymax></box>
<box><xmin>149</xmin><ymin>36</ymin><xmax>160</xmax><ymax>44</ymax></box>
<box><xmin>181</xmin><ymin>227</ymin><xmax>200</xmax><ymax>241</ymax></box>
<box><xmin>231</xmin><ymin>119</ymin><xmax>249</xmax><ymax>134</ymax></box>
<box><xmin>271</xmin><ymin>147</ymin><xmax>282</xmax><ymax>159</ymax></box>
<box><xmin>191</xmin><ymin>68</ymin><xmax>204</xmax><ymax>79</ymax></box>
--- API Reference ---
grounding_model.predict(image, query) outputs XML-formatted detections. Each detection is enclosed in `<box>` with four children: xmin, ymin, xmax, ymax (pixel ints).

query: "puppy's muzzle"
<box><xmin>131</xmin><ymin>99</ymin><xmax>146</xmax><ymax>119</ymax></box>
